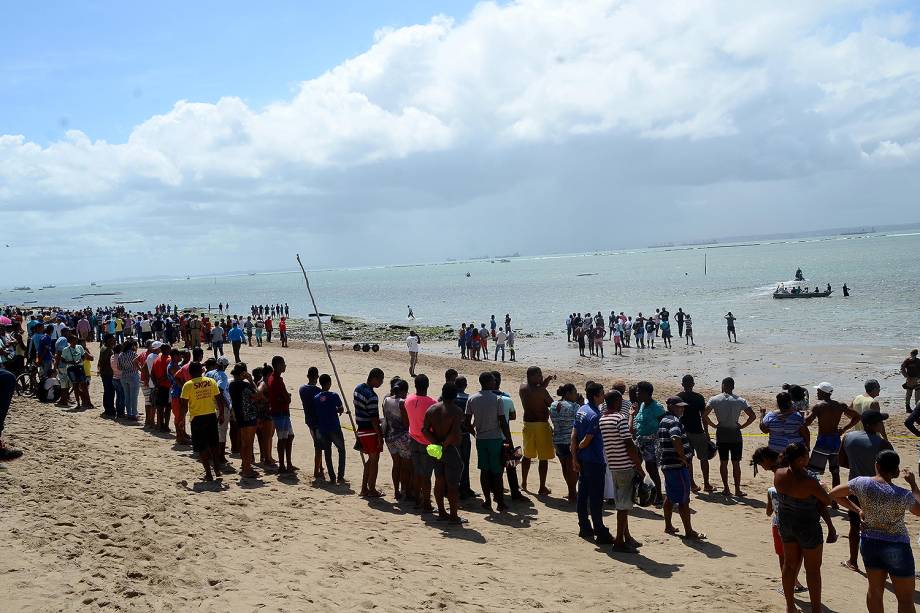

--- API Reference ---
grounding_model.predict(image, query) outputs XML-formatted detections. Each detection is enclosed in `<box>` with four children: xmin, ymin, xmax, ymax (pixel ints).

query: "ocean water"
<box><xmin>5</xmin><ymin>231</ymin><xmax>920</xmax><ymax>350</ymax></box>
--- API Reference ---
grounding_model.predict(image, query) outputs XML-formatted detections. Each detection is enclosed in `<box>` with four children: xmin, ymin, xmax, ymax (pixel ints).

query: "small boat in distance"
<box><xmin>41</xmin><ymin>284</ymin><xmax>55</xmax><ymax>289</ymax></box>
<box><xmin>773</xmin><ymin>279</ymin><xmax>833</xmax><ymax>299</ymax></box>
<box><xmin>13</xmin><ymin>286</ymin><xmax>31</xmax><ymax>291</ymax></box>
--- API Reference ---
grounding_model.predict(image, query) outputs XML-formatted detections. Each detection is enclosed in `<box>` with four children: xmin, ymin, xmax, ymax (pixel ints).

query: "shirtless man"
<box><xmin>519</xmin><ymin>366</ymin><xmax>556</xmax><ymax>495</ymax></box>
<box><xmin>901</xmin><ymin>349</ymin><xmax>920</xmax><ymax>411</ymax></box>
<box><xmin>423</xmin><ymin>382</ymin><xmax>464</xmax><ymax>524</ymax></box>
<box><xmin>804</xmin><ymin>382</ymin><xmax>859</xmax><ymax>489</ymax></box>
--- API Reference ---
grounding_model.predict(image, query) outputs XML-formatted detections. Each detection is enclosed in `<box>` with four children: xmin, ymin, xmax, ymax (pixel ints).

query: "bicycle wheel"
<box><xmin>15</xmin><ymin>373</ymin><xmax>35</xmax><ymax>398</ymax></box>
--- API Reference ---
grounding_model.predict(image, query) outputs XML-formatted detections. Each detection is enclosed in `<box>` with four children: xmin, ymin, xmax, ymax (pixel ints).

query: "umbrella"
<box><xmin>0</xmin><ymin>316</ymin><xmax>11</xmax><ymax>326</ymax></box>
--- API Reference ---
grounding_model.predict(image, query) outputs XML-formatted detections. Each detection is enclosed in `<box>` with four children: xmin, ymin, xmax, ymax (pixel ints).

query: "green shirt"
<box><xmin>634</xmin><ymin>400</ymin><xmax>665</xmax><ymax>437</ymax></box>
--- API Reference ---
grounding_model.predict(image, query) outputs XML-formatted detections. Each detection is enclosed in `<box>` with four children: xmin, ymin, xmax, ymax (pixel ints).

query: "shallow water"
<box><xmin>5</xmin><ymin>230</ymin><xmax>919</xmax><ymax>354</ymax></box>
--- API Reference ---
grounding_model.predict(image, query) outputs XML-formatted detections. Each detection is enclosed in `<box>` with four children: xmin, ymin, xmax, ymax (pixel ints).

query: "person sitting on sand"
<box><xmin>519</xmin><ymin>366</ymin><xmax>556</xmax><ymax>495</ymax></box>
<box><xmin>423</xmin><ymin>382</ymin><xmax>465</xmax><ymax>524</ymax></box>
<box><xmin>180</xmin><ymin>361</ymin><xmax>225</xmax><ymax>482</ymax></box>
<box><xmin>658</xmin><ymin>396</ymin><xmax>705</xmax><ymax>540</ymax></box>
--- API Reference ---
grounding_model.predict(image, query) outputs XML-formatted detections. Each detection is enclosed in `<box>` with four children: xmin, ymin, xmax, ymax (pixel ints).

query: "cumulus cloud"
<box><xmin>1</xmin><ymin>0</ymin><xmax>919</xmax><ymax>279</ymax></box>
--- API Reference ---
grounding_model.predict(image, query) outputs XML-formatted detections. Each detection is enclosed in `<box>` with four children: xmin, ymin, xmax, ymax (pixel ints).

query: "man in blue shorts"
<box><xmin>658</xmin><ymin>396</ymin><xmax>705</xmax><ymax>540</ymax></box>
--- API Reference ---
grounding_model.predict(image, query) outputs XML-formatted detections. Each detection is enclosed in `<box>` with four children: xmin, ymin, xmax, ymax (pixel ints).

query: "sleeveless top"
<box><xmin>382</xmin><ymin>396</ymin><xmax>408</xmax><ymax>443</ymax></box>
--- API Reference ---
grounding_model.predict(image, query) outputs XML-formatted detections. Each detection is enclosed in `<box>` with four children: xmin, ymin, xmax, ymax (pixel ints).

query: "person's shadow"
<box><xmin>679</xmin><ymin>537</ymin><xmax>735</xmax><ymax>559</ymax></box>
<box><xmin>604</xmin><ymin>548</ymin><xmax>682</xmax><ymax>578</ymax></box>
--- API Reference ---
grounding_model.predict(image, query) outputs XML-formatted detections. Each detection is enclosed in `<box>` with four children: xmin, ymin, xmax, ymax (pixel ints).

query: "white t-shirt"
<box><xmin>495</xmin><ymin>331</ymin><xmax>507</xmax><ymax>345</ymax></box>
<box><xmin>146</xmin><ymin>353</ymin><xmax>158</xmax><ymax>388</ymax></box>
<box><xmin>406</xmin><ymin>335</ymin><xmax>419</xmax><ymax>352</ymax></box>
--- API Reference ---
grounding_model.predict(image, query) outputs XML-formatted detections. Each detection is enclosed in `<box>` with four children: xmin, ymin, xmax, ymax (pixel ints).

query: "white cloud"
<box><xmin>1</xmin><ymin>0</ymin><xmax>919</xmax><ymax>280</ymax></box>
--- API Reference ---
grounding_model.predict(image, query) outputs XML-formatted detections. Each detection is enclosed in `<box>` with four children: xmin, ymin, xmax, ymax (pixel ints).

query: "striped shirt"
<box><xmin>353</xmin><ymin>383</ymin><xmax>379</xmax><ymax>430</ymax></box>
<box><xmin>658</xmin><ymin>412</ymin><xmax>693</xmax><ymax>470</ymax></box>
<box><xmin>762</xmin><ymin>411</ymin><xmax>806</xmax><ymax>453</ymax></box>
<box><xmin>117</xmin><ymin>350</ymin><xmax>139</xmax><ymax>380</ymax></box>
<box><xmin>599</xmin><ymin>410</ymin><xmax>634</xmax><ymax>471</ymax></box>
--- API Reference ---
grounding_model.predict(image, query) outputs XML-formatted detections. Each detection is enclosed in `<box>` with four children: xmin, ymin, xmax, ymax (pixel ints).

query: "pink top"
<box><xmin>111</xmin><ymin>355</ymin><xmax>122</xmax><ymax>379</ymax></box>
<box><xmin>405</xmin><ymin>394</ymin><xmax>436</xmax><ymax>445</ymax></box>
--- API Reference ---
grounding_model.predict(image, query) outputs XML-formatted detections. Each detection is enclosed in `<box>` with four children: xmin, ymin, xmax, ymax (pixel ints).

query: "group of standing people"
<box><xmin>455</xmin><ymin>315</ymin><xmax>516</xmax><ymax>362</ymax></box>
<box><xmin>566</xmin><ymin>307</ymin><xmax>698</xmax><ymax>357</ymax></box>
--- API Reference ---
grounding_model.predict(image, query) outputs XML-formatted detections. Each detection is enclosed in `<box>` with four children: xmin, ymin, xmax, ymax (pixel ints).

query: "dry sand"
<box><xmin>2</xmin><ymin>338</ymin><xmax>919</xmax><ymax>612</ymax></box>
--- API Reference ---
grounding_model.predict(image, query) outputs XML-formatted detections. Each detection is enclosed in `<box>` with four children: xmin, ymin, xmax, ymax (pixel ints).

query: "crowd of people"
<box><xmin>3</xmin><ymin>303</ymin><xmax>920</xmax><ymax>612</ymax></box>
<box><xmin>564</xmin><ymin>308</ymin><xmax>743</xmax><ymax>357</ymax></box>
<box><xmin>452</xmin><ymin>314</ymin><xmax>517</xmax><ymax>362</ymax></box>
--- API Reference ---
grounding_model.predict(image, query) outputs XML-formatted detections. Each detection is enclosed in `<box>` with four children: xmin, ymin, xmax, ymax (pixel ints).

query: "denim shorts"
<box><xmin>554</xmin><ymin>443</ymin><xmax>572</xmax><ymax>459</ymax></box>
<box><xmin>860</xmin><ymin>538</ymin><xmax>916</xmax><ymax>578</ymax></box>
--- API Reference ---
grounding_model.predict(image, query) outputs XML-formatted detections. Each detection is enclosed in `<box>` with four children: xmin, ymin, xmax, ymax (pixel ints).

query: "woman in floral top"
<box><xmin>830</xmin><ymin>449</ymin><xmax>920</xmax><ymax>612</ymax></box>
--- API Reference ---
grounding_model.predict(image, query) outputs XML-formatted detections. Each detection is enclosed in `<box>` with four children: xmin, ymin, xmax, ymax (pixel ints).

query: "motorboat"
<box><xmin>773</xmin><ymin>279</ymin><xmax>833</xmax><ymax>299</ymax></box>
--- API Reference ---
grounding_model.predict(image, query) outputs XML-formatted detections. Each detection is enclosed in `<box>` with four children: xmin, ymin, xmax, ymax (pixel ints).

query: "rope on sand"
<box><xmin>296</xmin><ymin>254</ymin><xmax>365</xmax><ymax>467</ymax></box>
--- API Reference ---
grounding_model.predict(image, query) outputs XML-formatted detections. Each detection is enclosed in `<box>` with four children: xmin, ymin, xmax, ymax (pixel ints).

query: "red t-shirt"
<box><xmin>137</xmin><ymin>350</ymin><xmax>149</xmax><ymax>384</ymax></box>
<box><xmin>152</xmin><ymin>353</ymin><xmax>171</xmax><ymax>388</ymax></box>
<box><xmin>267</xmin><ymin>373</ymin><xmax>290</xmax><ymax>416</ymax></box>
<box><xmin>279</xmin><ymin>319</ymin><xmax>286</xmax><ymax>332</ymax></box>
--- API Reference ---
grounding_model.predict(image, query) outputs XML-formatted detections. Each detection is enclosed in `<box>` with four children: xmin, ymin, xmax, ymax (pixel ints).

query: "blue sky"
<box><xmin>0</xmin><ymin>1</ymin><xmax>480</xmax><ymax>144</ymax></box>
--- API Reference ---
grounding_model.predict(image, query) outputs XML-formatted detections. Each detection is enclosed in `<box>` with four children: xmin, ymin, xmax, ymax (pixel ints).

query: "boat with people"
<box><xmin>773</xmin><ymin>268</ymin><xmax>834</xmax><ymax>299</ymax></box>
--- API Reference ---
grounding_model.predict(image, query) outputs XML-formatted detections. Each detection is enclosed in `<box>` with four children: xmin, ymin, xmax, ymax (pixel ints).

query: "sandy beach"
<box><xmin>2</xmin><ymin>337</ymin><xmax>919</xmax><ymax>612</ymax></box>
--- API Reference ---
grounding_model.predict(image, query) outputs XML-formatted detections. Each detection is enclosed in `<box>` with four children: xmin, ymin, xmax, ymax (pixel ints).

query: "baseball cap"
<box><xmin>666</xmin><ymin>396</ymin><xmax>688</xmax><ymax>407</ymax></box>
<box><xmin>861</xmin><ymin>410</ymin><xmax>889</xmax><ymax>427</ymax></box>
<box><xmin>814</xmin><ymin>382</ymin><xmax>834</xmax><ymax>394</ymax></box>
<box><xmin>151</xmin><ymin>341</ymin><xmax>163</xmax><ymax>349</ymax></box>
<box><xmin>216</xmin><ymin>356</ymin><xmax>230</xmax><ymax>367</ymax></box>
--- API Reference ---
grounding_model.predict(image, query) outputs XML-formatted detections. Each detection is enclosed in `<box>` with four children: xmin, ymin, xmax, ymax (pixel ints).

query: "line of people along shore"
<box><xmin>4</xmin><ymin>306</ymin><xmax>920</xmax><ymax>612</ymax></box>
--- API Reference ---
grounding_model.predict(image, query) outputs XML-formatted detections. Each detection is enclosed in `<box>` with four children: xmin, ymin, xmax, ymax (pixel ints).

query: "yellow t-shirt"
<box><xmin>181</xmin><ymin>377</ymin><xmax>219</xmax><ymax>418</ymax></box>
<box><xmin>114</xmin><ymin>318</ymin><xmax>124</xmax><ymax>332</ymax></box>
<box><xmin>851</xmin><ymin>394</ymin><xmax>876</xmax><ymax>432</ymax></box>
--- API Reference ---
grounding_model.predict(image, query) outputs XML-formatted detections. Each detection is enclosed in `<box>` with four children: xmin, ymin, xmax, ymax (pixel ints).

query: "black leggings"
<box><xmin>0</xmin><ymin>368</ymin><xmax>15</xmax><ymax>437</ymax></box>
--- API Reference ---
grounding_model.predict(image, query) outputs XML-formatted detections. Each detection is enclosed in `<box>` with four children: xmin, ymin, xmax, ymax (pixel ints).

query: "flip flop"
<box><xmin>682</xmin><ymin>532</ymin><xmax>707</xmax><ymax>541</ymax></box>
<box><xmin>664</xmin><ymin>527</ymin><xmax>680</xmax><ymax>535</ymax></box>
<box><xmin>840</xmin><ymin>560</ymin><xmax>859</xmax><ymax>571</ymax></box>
<box><xmin>794</xmin><ymin>585</ymin><xmax>808</xmax><ymax>593</ymax></box>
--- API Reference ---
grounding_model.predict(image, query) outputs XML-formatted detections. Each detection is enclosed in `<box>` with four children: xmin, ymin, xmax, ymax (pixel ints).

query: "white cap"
<box><xmin>815</xmin><ymin>382</ymin><xmax>833</xmax><ymax>394</ymax></box>
<box><xmin>151</xmin><ymin>341</ymin><xmax>163</xmax><ymax>350</ymax></box>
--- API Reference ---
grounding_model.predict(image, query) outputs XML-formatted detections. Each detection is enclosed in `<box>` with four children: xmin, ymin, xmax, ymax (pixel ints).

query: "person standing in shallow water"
<box><xmin>725</xmin><ymin>312</ymin><xmax>737</xmax><ymax>342</ymax></box>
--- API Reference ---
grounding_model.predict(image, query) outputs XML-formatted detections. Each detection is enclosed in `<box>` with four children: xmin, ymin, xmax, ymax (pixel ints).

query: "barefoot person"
<box><xmin>549</xmin><ymin>383</ymin><xmax>579</xmax><ymax>502</ymax></box>
<box><xmin>599</xmin><ymin>389</ymin><xmax>645</xmax><ymax>553</ymax></box>
<box><xmin>465</xmin><ymin>372</ymin><xmax>513</xmax><ymax>513</ymax></box>
<box><xmin>405</xmin><ymin>374</ymin><xmax>437</xmax><ymax>511</ymax></box>
<box><xmin>354</xmin><ymin>368</ymin><xmax>385</xmax><ymax>497</ymax></box>
<box><xmin>423</xmin><ymin>382</ymin><xmax>465</xmax><ymax>524</ymax></box>
<box><xmin>519</xmin><ymin>366</ymin><xmax>556</xmax><ymax>495</ymax></box>
<box><xmin>229</xmin><ymin>362</ymin><xmax>260</xmax><ymax>478</ymax></box>
<box><xmin>180</xmin><ymin>361</ymin><xmax>226</xmax><ymax>481</ymax></box>
<box><xmin>406</xmin><ymin>331</ymin><xmax>420</xmax><ymax>377</ymax></box>
<box><xmin>774</xmin><ymin>443</ymin><xmax>856</xmax><ymax>613</ymax></box>
<box><xmin>837</xmin><ymin>410</ymin><xmax>892</xmax><ymax>572</ymax></box>
<box><xmin>382</xmin><ymin>378</ymin><xmax>412</xmax><ymax>500</ymax></box>
<box><xmin>805</xmin><ymin>382</ymin><xmax>859</xmax><ymax>490</ymax></box>
<box><xmin>267</xmin><ymin>356</ymin><xmax>295</xmax><ymax>473</ymax></box>
<box><xmin>634</xmin><ymin>381</ymin><xmax>665</xmax><ymax>505</ymax></box>
<box><xmin>298</xmin><ymin>367</ymin><xmax>324</xmax><ymax>481</ymax></box>
<box><xmin>659</xmin><ymin>396</ymin><xmax>705</xmax><ymax>540</ymax></box>
<box><xmin>830</xmin><ymin>450</ymin><xmax>920</xmax><ymax>613</ymax></box>
<box><xmin>900</xmin><ymin>349</ymin><xmax>920</xmax><ymax>412</ymax></box>
<box><xmin>704</xmin><ymin>377</ymin><xmax>756</xmax><ymax>497</ymax></box>
<box><xmin>314</xmin><ymin>374</ymin><xmax>347</xmax><ymax>484</ymax></box>
<box><xmin>678</xmin><ymin>375</ymin><xmax>712</xmax><ymax>493</ymax></box>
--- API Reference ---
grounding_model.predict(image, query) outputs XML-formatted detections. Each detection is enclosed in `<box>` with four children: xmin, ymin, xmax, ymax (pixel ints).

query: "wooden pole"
<box><xmin>295</xmin><ymin>254</ymin><xmax>365</xmax><ymax>466</ymax></box>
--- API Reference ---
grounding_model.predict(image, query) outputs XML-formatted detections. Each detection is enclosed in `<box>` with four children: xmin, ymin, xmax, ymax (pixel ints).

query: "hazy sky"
<box><xmin>2</xmin><ymin>0</ymin><xmax>919</xmax><ymax>283</ymax></box>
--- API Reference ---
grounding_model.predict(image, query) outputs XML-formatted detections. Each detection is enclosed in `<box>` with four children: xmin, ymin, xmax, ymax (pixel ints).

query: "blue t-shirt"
<box><xmin>227</xmin><ymin>327</ymin><xmax>245</xmax><ymax>343</ymax></box>
<box><xmin>573</xmin><ymin>403</ymin><xmax>605</xmax><ymax>464</ymax></box>
<box><xmin>314</xmin><ymin>390</ymin><xmax>344</xmax><ymax>434</ymax></box>
<box><xmin>299</xmin><ymin>383</ymin><xmax>321</xmax><ymax>427</ymax></box>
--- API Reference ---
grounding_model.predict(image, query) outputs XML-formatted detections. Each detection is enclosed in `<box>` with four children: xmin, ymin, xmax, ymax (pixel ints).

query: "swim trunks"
<box><xmin>522</xmin><ymin>421</ymin><xmax>555</xmax><ymax>460</ymax></box>
<box><xmin>434</xmin><ymin>445</ymin><xmax>462</xmax><ymax>485</ymax></box>
<box><xmin>476</xmin><ymin>438</ymin><xmax>504</xmax><ymax>473</ymax></box>
<box><xmin>808</xmin><ymin>433</ymin><xmax>841</xmax><ymax>473</ymax></box>
<box><xmin>662</xmin><ymin>467</ymin><xmax>691</xmax><ymax>505</ymax></box>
